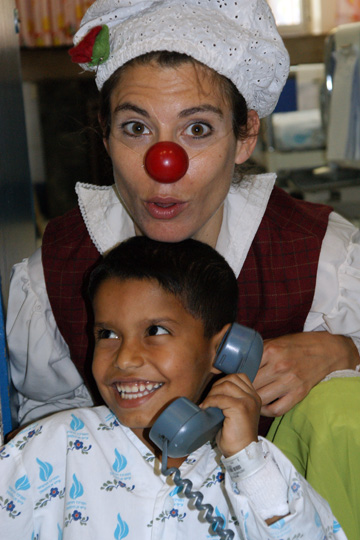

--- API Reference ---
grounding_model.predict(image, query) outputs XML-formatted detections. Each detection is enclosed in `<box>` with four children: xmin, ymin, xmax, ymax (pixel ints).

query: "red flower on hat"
<box><xmin>69</xmin><ymin>25</ymin><xmax>110</xmax><ymax>66</ymax></box>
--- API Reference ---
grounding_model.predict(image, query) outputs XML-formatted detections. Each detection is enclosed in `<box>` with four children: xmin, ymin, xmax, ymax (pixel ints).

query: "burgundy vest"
<box><xmin>42</xmin><ymin>186</ymin><xmax>332</xmax><ymax>407</ymax></box>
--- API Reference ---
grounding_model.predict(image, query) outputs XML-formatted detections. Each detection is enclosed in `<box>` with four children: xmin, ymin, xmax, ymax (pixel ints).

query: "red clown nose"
<box><xmin>144</xmin><ymin>142</ymin><xmax>189</xmax><ymax>183</ymax></box>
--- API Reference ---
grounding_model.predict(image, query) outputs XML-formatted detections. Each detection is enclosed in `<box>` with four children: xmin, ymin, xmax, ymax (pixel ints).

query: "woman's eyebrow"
<box><xmin>113</xmin><ymin>103</ymin><xmax>224</xmax><ymax>119</ymax></box>
<box><xmin>178</xmin><ymin>105</ymin><xmax>224</xmax><ymax>118</ymax></box>
<box><xmin>114</xmin><ymin>102</ymin><xmax>150</xmax><ymax>117</ymax></box>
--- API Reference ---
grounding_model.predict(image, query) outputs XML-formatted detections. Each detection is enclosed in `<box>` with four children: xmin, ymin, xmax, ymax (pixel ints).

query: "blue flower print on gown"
<box><xmin>64</xmin><ymin>509</ymin><xmax>89</xmax><ymax>527</ymax></box>
<box><xmin>14</xmin><ymin>425</ymin><xmax>43</xmax><ymax>451</ymax></box>
<box><xmin>0</xmin><ymin>446</ymin><xmax>10</xmax><ymax>459</ymax></box>
<box><xmin>0</xmin><ymin>498</ymin><xmax>21</xmax><ymax>518</ymax></box>
<box><xmin>114</xmin><ymin>512</ymin><xmax>129</xmax><ymax>539</ymax></box>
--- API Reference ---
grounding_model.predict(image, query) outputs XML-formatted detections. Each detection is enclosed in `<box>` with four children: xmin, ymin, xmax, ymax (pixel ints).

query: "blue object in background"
<box><xmin>274</xmin><ymin>76</ymin><xmax>297</xmax><ymax>113</ymax></box>
<box><xmin>0</xmin><ymin>276</ymin><xmax>12</xmax><ymax>441</ymax></box>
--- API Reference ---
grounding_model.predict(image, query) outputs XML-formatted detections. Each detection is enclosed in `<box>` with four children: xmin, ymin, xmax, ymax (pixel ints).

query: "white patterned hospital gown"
<box><xmin>0</xmin><ymin>406</ymin><xmax>346</xmax><ymax>539</ymax></box>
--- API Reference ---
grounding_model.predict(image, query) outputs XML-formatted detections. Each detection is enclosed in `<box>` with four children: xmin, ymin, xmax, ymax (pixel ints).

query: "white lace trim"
<box><xmin>75</xmin><ymin>182</ymin><xmax>135</xmax><ymax>255</ymax></box>
<box><xmin>76</xmin><ymin>175</ymin><xmax>276</xmax><ymax>274</ymax></box>
<box><xmin>216</xmin><ymin>173</ymin><xmax>276</xmax><ymax>277</ymax></box>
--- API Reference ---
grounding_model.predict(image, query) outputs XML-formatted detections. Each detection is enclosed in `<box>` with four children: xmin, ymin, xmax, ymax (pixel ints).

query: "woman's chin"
<box><xmin>136</xmin><ymin>222</ymin><xmax>195</xmax><ymax>244</ymax></box>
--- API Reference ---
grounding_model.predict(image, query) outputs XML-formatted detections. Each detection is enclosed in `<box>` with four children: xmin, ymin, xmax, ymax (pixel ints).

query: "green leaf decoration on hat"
<box><xmin>69</xmin><ymin>25</ymin><xmax>110</xmax><ymax>67</ymax></box>
<box><xmin>89</xmin><ymin>25</ymin><xmax>110</xmax><ymax>66</ymax></box>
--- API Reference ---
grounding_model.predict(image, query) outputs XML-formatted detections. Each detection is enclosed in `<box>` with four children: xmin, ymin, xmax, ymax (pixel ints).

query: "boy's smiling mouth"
<box><xmin>115</xmin><ymin>381</ymin><xmax>163</xmax><ymax>400</ymax></box>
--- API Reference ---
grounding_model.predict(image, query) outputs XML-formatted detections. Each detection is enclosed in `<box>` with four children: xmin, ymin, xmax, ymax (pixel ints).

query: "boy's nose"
<box><xmin>113</xmin><ymin>342</ymin><xmax>145</xmax><ymax>370</ymax></box>
<box><xmin>144</xmin><ymin>141</ymin><xmax>189</xmax><ymax>183</ymax></box>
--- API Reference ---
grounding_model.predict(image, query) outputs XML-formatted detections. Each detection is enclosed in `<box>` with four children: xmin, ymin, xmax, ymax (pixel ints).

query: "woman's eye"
<box><xmin>96</xmin><ymin>328</ymin><xmax>118</xmax><ymax>340</ymax></box>
<box><xmin>147</xmin><ymin>325</ymin><xmax>169</xmax><ymax>337</ymax></box>
<box><xmin>122</xmin><ymin>121</ymin><xmax>151</xmax><ymax>137</ymax></box>
<box><xmin>184</xmin><ymin>122</ymin><xmax>212</xmax><ymax>138</ymax></box>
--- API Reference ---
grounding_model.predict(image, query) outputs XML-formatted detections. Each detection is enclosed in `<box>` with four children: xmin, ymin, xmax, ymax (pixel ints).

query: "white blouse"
<box><xmin>6</xmin><ymin>174</ymin><xmax>360</xmax><ymax>424</ymax></box>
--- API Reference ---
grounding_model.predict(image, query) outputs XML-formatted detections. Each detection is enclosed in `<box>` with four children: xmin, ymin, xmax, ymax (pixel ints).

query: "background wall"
<box><xmin>0</xmin><ymin>0</ymin><xmax>36</xmax><ymax>307</ymax></box>
<box><xmin>311</xmin><ymin>0</ymin><xmax>337</xmax><ymax>34</ymax></box>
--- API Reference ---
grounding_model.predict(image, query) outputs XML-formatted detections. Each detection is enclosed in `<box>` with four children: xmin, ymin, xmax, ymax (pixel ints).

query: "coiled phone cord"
<box><xmin>161</xmin><ymin>439</ymin><xmax>235</xmax><ymax>540</ymax></box>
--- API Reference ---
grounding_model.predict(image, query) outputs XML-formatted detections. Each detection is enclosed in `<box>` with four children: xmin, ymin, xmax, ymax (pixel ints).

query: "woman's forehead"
<box><xmin>111</xmin><ymin>60</ymin><xmax>229</xmax><ymax>108</ymax></box>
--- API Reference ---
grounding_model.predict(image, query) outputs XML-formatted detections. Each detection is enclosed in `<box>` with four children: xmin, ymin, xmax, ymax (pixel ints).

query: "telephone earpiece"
<box><xmin>149</xmin><ymin>323</ymin><xmax>263</xmax><ymax>458</ymax></box>
<box><xmin>214</xmin><ymin>323</ymin><xmax>263</xmax><ymax>381</ymax></box>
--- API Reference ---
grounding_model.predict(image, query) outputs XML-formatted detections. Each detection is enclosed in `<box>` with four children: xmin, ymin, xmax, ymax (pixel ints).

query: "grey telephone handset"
<box><xmin>149</xmin><ymin>323</ymin><xmax>263</xmax><ymax>540</ymax></box>
<box><xmin>149</xmin><ymin>322</ymin><xmax>263</xmax><ymax>458</ymax></box>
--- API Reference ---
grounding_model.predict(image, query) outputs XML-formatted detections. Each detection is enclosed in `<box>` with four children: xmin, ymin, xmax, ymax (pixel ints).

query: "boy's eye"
<box><xmin>184</xmin><ymin>122</ymin><xmax>212</xmax><ymax>138</ymax></box>
<box><xmin>122</xmin><ymin>121</ymin><xmax>151</xmax><ymax>137</ymax></box>
<box><xmin>96</xmin><ymin>328</ymin><xmax>119</xmax><ymax>340</ymax></box>
<box><xmin>147</xmin><ymin>325</ymin><xmax>169</xmax><ymax>337</ymax></box>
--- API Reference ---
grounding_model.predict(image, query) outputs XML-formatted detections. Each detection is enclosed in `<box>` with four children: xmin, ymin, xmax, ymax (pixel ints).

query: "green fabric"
<box><xmin>267</xmin><ymin>378</ymin><xmax>360</xmax><ymax>540</ymax></box>
<box><xmin>90</xmin><ymin>25</ymin><xmax>110</xmax><ymax>66</ymax></box>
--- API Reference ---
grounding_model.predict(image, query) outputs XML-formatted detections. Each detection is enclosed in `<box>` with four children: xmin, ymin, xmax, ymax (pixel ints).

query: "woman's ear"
<box><xmin>98</xmin><ymin>112</ymin><xmax>110</xmax><ymax>154</ymax></box>
<box><xmin>234</xmin><ymin>109</ymin><xmax>260</xmax><ymax>165</ymax></box>
<box><xmin>103</xmin><ymin>138</ymin><xmax>110</xmax><ymax>155</ymax></box>
<box><xmin>210</xmin><ymin>323</ymin><xmax>232</xmax><ymax>375</ymax></box>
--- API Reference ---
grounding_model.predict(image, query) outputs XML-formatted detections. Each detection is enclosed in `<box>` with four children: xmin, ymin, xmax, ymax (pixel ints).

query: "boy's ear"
<box><xmin>210</xmin><ymin>323</ymin><xmax>232</xmax><ymax>375</ymax></box>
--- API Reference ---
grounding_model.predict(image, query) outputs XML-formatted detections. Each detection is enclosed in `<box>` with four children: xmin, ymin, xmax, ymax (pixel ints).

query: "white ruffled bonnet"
<box><xmin>73</xmin><ymin>0</ymin><xmax>290</xmax><ymax>118</ymax></box>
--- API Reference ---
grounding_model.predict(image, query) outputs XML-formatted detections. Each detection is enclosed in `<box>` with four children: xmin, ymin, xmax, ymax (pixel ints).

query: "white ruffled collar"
<box><xmin>76</xmin><ymin>182</ymin><xmax>135</xmax><ymax>255</ymax></box>
<box><xmin>75</xmin><ymin>173</ymin><xmax>276</xmax><ymax>277</ymax></box>
<box><xmin>216</xmin><ymin>173</ymin><xmax>276</xmax><ymax>276</ymax></box>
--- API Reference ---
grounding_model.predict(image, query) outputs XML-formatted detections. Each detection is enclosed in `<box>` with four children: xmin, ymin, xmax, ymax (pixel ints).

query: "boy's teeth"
<box><xmin>116</xmin><ymin>382</ymin><xmax>162</xmax><ymax>399</ymax></box>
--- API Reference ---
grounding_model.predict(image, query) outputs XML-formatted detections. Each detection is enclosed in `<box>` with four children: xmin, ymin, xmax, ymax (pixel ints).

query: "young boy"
<box><xmin>0</xmin><ymin>237</ymin><xmax>345</xmax><ymax>539</ymax></box>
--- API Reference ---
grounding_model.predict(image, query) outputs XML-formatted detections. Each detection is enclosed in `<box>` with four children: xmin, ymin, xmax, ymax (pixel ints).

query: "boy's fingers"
<box><xmin>202</xmin><ymin>393</ymin><xmax>261</xmax><ymax>413</ymax></box>
<box><xmin>210</xmin><ymin>372</ymin><xmax>254</xmax><ymax>392</ymax></box>
<box><xmin>201</xmin><ymin>377</ymin><xmax>262</xmax><ymax>411</ymax></box>
<box><xmin>206</xmin><ymin>375</ymin><xmax>260</xmax><ymax>406</ymax></box>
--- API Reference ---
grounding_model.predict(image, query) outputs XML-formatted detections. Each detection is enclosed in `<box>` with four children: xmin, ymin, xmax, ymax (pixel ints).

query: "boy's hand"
<box><xmin>200</xmin><ymin>373</ymin><xmax>262</xmax><ymax>458</ymax></box>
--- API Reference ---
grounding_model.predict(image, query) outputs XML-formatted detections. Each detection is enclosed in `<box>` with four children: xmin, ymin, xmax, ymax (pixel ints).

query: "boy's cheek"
<box><xmin>92</xmin><ymin>356</ymin><xmax>105</xmax><ymax>384</ymax></box>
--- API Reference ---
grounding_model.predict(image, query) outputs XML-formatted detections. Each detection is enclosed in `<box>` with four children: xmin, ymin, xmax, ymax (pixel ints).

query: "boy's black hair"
<box><xmin>88</xmin><ymin>237</ymin><xmax>238</xmax><ymax>338</ymax></box>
